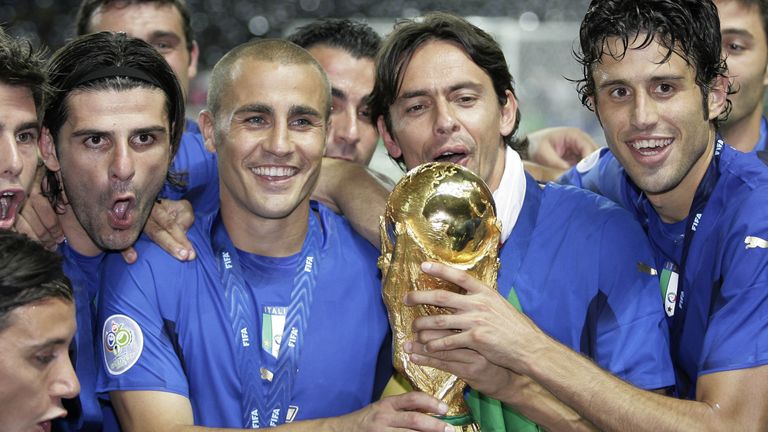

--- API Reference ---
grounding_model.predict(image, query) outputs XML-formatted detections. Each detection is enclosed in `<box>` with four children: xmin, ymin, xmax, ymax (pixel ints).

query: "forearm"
<box><xmin>521</xmin><ymin>336</ymin><xmax>728</xmax><ymax>432</ymax></box>
<box><xmin>314</xmin><ymin>157</ymin><xmax>389</xmax><ymax>246</ymax></box>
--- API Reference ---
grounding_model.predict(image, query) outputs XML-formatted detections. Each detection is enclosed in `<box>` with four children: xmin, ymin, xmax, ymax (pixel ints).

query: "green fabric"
<box><xmin>439</xmin><ymin>413</ymin><xmax>476</xmax><ymax>426</ymax></box>
<box><xmin>465</xmin><ymin>285</ymin><xmax>543</xmax><ymax>431</ymax></box>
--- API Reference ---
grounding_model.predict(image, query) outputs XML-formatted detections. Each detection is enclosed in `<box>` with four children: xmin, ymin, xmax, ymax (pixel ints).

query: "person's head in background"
<box><xmin>41</xmin><ymin>32</ymin><xmax>185</xmax><ymax>252</ymax></box>
<box><xmin>714</xmin><ymin>0</ymin><xmax>768</xmax><ymax>151</ymax></box>
<box><xmin>0</xmin><ymin>230</ymin><xmax>79</xmax><ymax>432</ymax></box>
<box><xmin>76</xmin><ymin>0</ymin><xmax>198</xmax><ymax>101</ymax></box>
<box><xmin>288</xmin><ymin>18</ymin><xmax>381</xmax><ymax>165</ymax></box>
<box><xmin>0</xmin><ymin>27</ymin><xmax>50</xmax><ymax>230</ymax></box>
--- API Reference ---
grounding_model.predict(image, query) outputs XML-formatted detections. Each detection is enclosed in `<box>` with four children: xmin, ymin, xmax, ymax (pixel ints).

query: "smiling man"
<box><xmin>367</xmin><ymin>12</ymin><xmax>673</xmax><ymax>431</ymax></box>
<box><xmin>0</xmin><ymin>27</ymin><xmax>48</xmax><ymax>230</ymax></box>
<box><xmin>0</xmin><ymin>230</ymin><xmax>79</xmax><ymax>432</ymax></box>
<box><xmin>96</xmin><ymin>39</ymin><xmax>450</xmax><ymax>432</ymax></box>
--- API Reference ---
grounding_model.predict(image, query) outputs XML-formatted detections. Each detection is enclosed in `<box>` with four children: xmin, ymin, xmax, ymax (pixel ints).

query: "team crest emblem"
<box><xmin>660</xmin><ymin>262</ymin><xmax>679</xmax><ymax>317</ymax></box>
<box><xmin>103</xmin><ymin>314</ymin><xmax>144</xmax><ymax>375</ymax></box>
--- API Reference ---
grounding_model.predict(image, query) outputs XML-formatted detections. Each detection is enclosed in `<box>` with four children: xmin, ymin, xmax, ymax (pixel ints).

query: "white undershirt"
<box><xmin>492</xmin><ymin>148</ymin><xmax>527</xmax><ymax>243</ymax></box>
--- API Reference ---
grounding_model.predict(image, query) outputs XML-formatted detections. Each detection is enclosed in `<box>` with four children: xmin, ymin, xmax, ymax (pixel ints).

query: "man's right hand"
<box><xmin>337</xmin><ymin>392</ymin><xmax>452</xmax><ymax>432</ymax></box>
<box><xmin>122</xmin><ymin>198</ymin><xmax>196</xmax><ymax>264</ymax></box>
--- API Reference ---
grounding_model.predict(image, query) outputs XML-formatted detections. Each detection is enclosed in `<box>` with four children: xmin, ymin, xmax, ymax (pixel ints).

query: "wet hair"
<box><xmin>576</xmin><ymin>0</ymin><xmax>731</xmax><ymax>125</ymax></box>
<box><xmin>0</xmin><ymin>26</ymin><xmax>50</xmax><ymax>122</ymax></box>
<box><xmin>368</xmin><ymin>12</ymin><xmax>523</xmax><ymax>168</ymax></box>
<box><xmin>42</xmin><ymin>32</ymin><xmax>185</xmax><ymax>212</ymax></box>
<box><xmin>76</xmin><ymin>0</ymin><xmax>194</xmax><ymax>54</ymax></box>
<box><xmin>207</xmin><ymin>38</ymin><xmax>331</xmax><ymax>122</ymax></box>
<box><xmin>0</xmin><ymin>231</ymin><xmax>73</xmax><ymax>331</ymax></box>
<box><xmin>287</xmin><ymin>18</ymin><xmax>381</xmax><ymax>60</ymax></box>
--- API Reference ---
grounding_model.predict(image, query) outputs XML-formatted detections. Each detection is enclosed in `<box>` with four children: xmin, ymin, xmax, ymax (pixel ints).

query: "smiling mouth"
<box><xmin>0</xmin><ymin>189</ymin><xmax>25</xmax><ymax>228</ymax></box>
<box><xmin>433</xmin><ymin>151</ymin><xmax>468</xmax><ymax>164</ymax></box>
<box><xmin>251</xmin><ymin>166</ymin><xmax>298</xmax><ymax>178</ymax></box>
<box><xmin>628</xmin><ymin>138</ymin><xmax>673</xmax><ymax>156</ymax></box>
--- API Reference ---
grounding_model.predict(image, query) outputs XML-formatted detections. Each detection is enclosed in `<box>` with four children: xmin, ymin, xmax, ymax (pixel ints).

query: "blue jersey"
<box><xmin>96</xmin><ymin>202</ymin><xmax>390</xmax><ymax>427</ymax></box>
<box><xmin>502</xmin><ymin>175</ymin><xmax>674</xmax><ymax>389</ymax></box>
<box><xmin>755</xmin><ymin>116</ymin><xmax>768</xmax><ymax>153</ymax></box>
<box><xmin>560</xmin><ymin>143</ymin><xmax>768</xmax><ymax>397</ymax></box>
<box><xmin>162</xmin><ymin>119</ymin><xmax>219</xmax><ymax>215</ymax></box>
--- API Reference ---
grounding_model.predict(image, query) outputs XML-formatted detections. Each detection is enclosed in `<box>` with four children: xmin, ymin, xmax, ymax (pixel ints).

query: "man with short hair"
<box><xmin>716</xmin><ymin>0</ymin><xmax>768</xmax><ymax>152</ymax></box>
<box><xmin>415</xmin><ymin>1</ymin><xmax>768</xmax><ymax>430</ymax></box>
<box><xmin>0</xmin><ymin>230</ymin><xmax>79</xmax><ymax>432</ymax></box>
<box><xmin>39</xmin><ymin>31</ymin><xmax>186</xmax><ymax>431</ymax></box>
<box><xmin>0</xmin><ymin>27</ymin><xmax>49</xmax><ymax>230</ymax></box>
<box><xmin>367</xmin><ymin>12</ymin><xmax>674</xmax><ymax>430</ymax></box>
<box><xmin>96</xmin><ymin>38</ymin><xmax>450</xmax><ymax>432</ymax></box>
<box><xmin>289</xmin><ymin>18</ymin><xmax>382</xmax><ymax>166</ymax></box>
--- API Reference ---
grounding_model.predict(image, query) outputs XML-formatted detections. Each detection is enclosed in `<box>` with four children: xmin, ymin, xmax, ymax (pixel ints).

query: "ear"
<box><xmin>498</xmin><ymin>89</ymin><xmax>518</xmax><ymax>137</ymax></box>
<box><xmin>198</xmin><ymin>110</ymin><xmax>217</xmax><ymax>154</ymax></box>
<box><xmin>39</xmin><ymin>127</ymin><xmax>60</xmax><ymax>171</ymax></box>
<box><xmin>707</xmin><ymin>75</ymin><xmax>729</xmax><ymax>121</ymax></box>
<box><xmin>377</xmin><ymin>115</ymin><xmax>402</xmax><ymax>159</ymax></box>
<box><xmin>187</xmin><ymin>40</ymin><xmax>200</xmax><ymax>80</ymax></box>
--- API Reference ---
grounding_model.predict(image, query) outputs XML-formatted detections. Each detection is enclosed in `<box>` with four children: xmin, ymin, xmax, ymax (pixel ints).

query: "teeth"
<box><xmin>251</xmin><ymin>166</ymin><xmax>296</xmax><ymax>177</ymax></box>
<box><xmin>0</xmin><ymin>196</ymin><xmax>9</xmax><ymax>220</ymax></box>
<box><xmin>1</xmin><ymin>191</ymin><xmax>14</xmax><ymax>197</ymax></box>
<box><xmin>631</xmin><ymin>139</ymin><xmax>671</xmax><ymax>150</ymax></box>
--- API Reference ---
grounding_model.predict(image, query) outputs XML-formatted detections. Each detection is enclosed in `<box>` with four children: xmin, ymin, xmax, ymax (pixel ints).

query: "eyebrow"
<box><xmin>70</xmin><ymin>125</ymin><xmax>166</xmax><ymax>138</ymax></box>
<box><xmin>27</xmin><ymin>337</ymin><xmax>69</xmax><ymax>351</ymax></box>
<box><xmin>149</xmin><ymin>30</ymin><xmax>181</xmax><ymax>41</ymax></box>
<box><xmin>331</xmin><ymin>86</ymin><xmax>347</xmax><ymax>101</ymax></box>
<box><xmin>16</xmin><ymin>121</ymin><xmax>40</xmax><ymax>133</ymax></box>
<box><xmin>596</xmin><ymin>75</ymin><xmax>685</xmax><ymax>90</ymax></box>
<box><xmin>289</xmin><ymin>105</ymin><xmax>322</xmax><ymax>118</ymax></box>
<box><xmin>722</xmin><ymin>28</ymin><xmax>754</xmax><ymax>39</ymax></box>
<box><xmin>398</xmin><ymin>81</ymin><xmax>484</xmax><ymax>100</ymax></box>
<box><xmin>234</xmin><ymin>104</ymin><xmax>273</xmax><ymax>117</ymax></box>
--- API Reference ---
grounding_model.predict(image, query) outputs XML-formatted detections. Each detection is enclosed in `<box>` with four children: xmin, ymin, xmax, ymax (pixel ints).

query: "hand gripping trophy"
<box><xmin>378</xmin><ymin>162</ymin><xmax>501</xmax><ymax>431</ymax></box>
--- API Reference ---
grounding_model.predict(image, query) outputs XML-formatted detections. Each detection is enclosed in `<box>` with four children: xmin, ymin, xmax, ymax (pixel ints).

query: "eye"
<box><xmin>655</xmin><ymin>82</ymin><xmax>674</xmax><ymax>95</ymax></box>
<box><xmin>34</xmin><ymin>351</ymin><xmax>56</xmax><ymax>366</ymax></box>
<box><xmin>290</xmin><ymin>118</ymin><xmax>313</xmax><ymax>129</ymax></box>
<box><xmin>245</xmin><ymin>116</ymin><xmax>267</xmax><ymax>127</ymax></box>
<box><xmin>132</xmin><ymin>133</ymin><xmax>157</xmax><ymax>147</ymax></box>
<box><xmin>609</xmin><ymin>87</ymin><xmax>630</xmax><ymax>98</ymax></box>
<box><xmin>84</xmin><ymin>135</ymin><xmax>107</xmax><ymax>149</ymax></box>
<box><xmin>406</xmin><ymin>103</ymin><xmax>426</xmax><ymax>114</ymax></box>
<box><xmin>16</xmin><ymin>130</ymin><xmax>38</xmax><ymax>145</ymax></box>
<box><xmin>454</xmin><ymin>95</ymin><xmax>477</xmax><ymax>105</ymax></box>
<box><xmin>357</xmin><ymin>106</ymin><xmax>371</xmax><ymax>123</ymax></box>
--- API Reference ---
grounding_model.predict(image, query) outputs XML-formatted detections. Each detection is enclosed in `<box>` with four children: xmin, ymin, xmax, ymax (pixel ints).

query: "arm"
<box><xmin>124</xmin><ymin>198</ymin><xmax>196</xmax><ymax>263</ymax></box>
<box><xmin>525</xmin><ymin>127</ymin><xmax>599</xmax><ymax>170</ymax></box>
<box><xmin>312</xmin><ymin>157</ymin><xmax>390</xmax><ymax>247</ymax></box>
<box><xmin>409</xmin><ymin>263</ymin><xmax>768</xmax><ymax>431</ymax></box>
<box><xmin>112</xmin><ymin>389</ymin><xmax>454</xmax><ymax>432</ymax></box>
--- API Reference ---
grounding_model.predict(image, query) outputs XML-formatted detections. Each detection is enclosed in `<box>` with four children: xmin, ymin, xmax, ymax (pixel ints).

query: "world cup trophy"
<box><xmin>378</xmin><ymin>162</ymin><xmax>501</xmax><ymax>431</ymax></box>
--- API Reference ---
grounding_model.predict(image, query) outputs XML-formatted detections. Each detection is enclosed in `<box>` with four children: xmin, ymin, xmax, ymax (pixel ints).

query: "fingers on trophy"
<box><xmin>379</xmin><ymin>162</ymin><xmax>501</xmax><ymax>432</ymax></box>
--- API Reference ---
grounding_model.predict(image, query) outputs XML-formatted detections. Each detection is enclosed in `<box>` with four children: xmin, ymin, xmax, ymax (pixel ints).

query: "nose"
<box><xmin>629</xmin><ymin>91</ymin><xmax>659</xmax><ymax>130</ymax></box>
<box><xmin>0</xmin><ymin>134</ymin><xmax>23</xmax><ymax>180</ymax></box>
<box><xmin>109</xmin><ymin>142</ymin><xmax>136</xmax><ymax>182</ymax></box>
<box><xmin>50</xmin><ymin>355</ymin><xmax>80</xmax><ymax>401</ymax></box>
<box><xmin>330</xmin><ymin>108</ymin><xmax>361</xmax><ymax>152</ymax></box>
<box><xmin>263</xmin><ymin>121</ymin><xmax>294</xmax><ymax>157</ymax></box>
<box><xmin>433</xmin><ymin>99</ymin><xmax>459</xmax><ymax>136</ymax></box>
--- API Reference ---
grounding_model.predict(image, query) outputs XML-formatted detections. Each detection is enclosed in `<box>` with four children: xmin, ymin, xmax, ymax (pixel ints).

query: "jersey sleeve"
<box><xmin>699</xmin><ymin>191</ymin><xmax>768</xmax><ymax>375</ymax></box>
<box><xmin>161</xmin><ymin>130</ymin><xmax>220</xmax><ymax>215</ymax></box>
<box><xmin>558</xmin><ymin>147</ymin><xmax>626</xmax><ymax>206</ymax></box>
<box><xmin>591</xmin><ymin>209</ymin><xmax>676</xmax><ymax>390</ymax></box>
<box><xmin>96</xmin><ymin>238</ymin><xmax>190</xmax><ymax>398</ymax></box>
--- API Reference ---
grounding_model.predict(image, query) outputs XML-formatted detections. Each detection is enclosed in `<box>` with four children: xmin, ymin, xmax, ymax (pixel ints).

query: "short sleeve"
<box><xmin>162</xmin><ymin>130</ymin><xmax>220</xmax><ymax>215</ymax></box>
<box><xmin>96</xmin><ymin>239</ymin><xmax>190</xmax><ymax>398</ymax></box>
<box><xmin>591</xmin><ymin>210</ymin><xmax>675</xmax><ymax>390</ymax></box>
<box><xmin>558</xmin><ymin>147</ymin><xmax>627</xmax><ymax>207</ymax></box>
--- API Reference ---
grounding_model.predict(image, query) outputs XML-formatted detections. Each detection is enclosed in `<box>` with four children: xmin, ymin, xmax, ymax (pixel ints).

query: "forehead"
<box><xmin>0</xmin><ymin>83</ymin><xmax>37</xmax><ymax>124</ymax></box>
<box><xmin>716</xmin><ymin>0</ymin><xmax>767</xmax><ymax>37</ymax></box>
<box><xmin>0</xmin><ymin>298</ymin><xmax>75</xmax><ymax>347</ymax></box>
<box><xmin>398</xmin><ymin>39</ymin><xmax>494</xmax><ymax>95</ymax></box>
<box><xmin>307</xmin><ymin>45</ymin><xmax>375</xmax><ymax>94</ymax></box>
<box><xmin>90</xmin><ymin>2</ymin><xmax>185</xmax><ymax>40</ymax></box>
<box><xmin>63</xmin><ymin>87</ymin><xmax>168</xmax><ymax>131</ymax></box>
<box><xmin>593</xmin><ymin>36</ymin><xmax>694</xmax><ymax>84</ymax></box>
<box><xmin>226</xmin><ymin>58</ymin><xmax>328</xmax><ymax>113</ymax></box>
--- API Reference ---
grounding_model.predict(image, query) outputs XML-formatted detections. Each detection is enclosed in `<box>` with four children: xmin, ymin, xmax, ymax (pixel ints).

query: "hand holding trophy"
<box><xmin>378</xmin><ymin>162</ymin><xmax>501</xmax><ymax>432</ymax></box>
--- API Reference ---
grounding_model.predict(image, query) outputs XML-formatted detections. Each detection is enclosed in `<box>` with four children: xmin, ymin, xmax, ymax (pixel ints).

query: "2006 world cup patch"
<box><xmin>103</xmin><ymin>314</ymin><xmax>144</xmax><ymax>375</ymax></box>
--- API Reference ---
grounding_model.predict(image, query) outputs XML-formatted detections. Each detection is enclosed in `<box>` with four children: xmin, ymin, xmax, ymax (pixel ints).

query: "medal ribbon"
<box><xmin>212</xmin><ymin>211</ymin><xmax>320</xmax><ymax>428</ymax></box>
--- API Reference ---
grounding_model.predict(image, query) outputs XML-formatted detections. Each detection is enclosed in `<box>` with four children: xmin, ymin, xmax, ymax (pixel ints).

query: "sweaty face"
<box><xmin>716</xmin><ymin>0</ymin><xmax>768</xmax><ymax>137</ymax></box>
<box><xmin>592</xmin><ymin>36</ymin><xmax>725</xmax><ymax>197</ymax></box>
<box><xmin>308</xmin><ymin>45</ymin><xmax>378</xmax><ymax>165</ymax></box>
<box><xmin>47</xmin><ymin>87</ymin><xmax>171</xmax><ymax>251</ymax></box>
<box><xmin>0</xmin><ymin>84</ymin><xmax>39</xmax><ymax>230</ymax></box>
<box><xmin>88</xmin><ymin>2</ymin><xmax>198</xmax><ymax>98</ymax></box>
<box><xmin>0</xmin><ymin>298</ymin><xmax>79</xmax><ymax>432</ymax></box>
<box><xmin>204</xmin><ymin>59</ymin><xmax>327</xmax><ymax>223</ymax></box>
<box><xmin>380</xmin><ymin>40</ymin><xmax>516</xmax><ymax>191</ymax></box>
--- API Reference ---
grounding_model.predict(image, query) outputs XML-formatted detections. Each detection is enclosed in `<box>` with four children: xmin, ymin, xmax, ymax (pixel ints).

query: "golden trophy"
<box><xmin>378</xmin><ymin>162</ymin><xmax>501</xmax><ymax>432</ymax></box>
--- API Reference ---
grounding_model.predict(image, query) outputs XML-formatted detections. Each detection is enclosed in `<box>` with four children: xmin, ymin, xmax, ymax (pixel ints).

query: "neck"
<box><xmin>721</xmin><ymin>107</ymin><xmax>763</xmax><ymax>152</ymax></box>
<box><xmin>486</xmin><ymin>145</ymin><xmax>508</xmax><ymax>192</ymax></box>
<box><xmin>646</xmin><ymin>134</ymin><xmax>715</xmax><ymax>224</ymax></box>
<box><xmin>220</xmin><ymin>199</ymin><xmax>310</xmax><ymax>258</ymax></box>
<box><xmin>59</xmin><ymin>205</ymin><xmax>102</xmax><ymax>257</ymax></box>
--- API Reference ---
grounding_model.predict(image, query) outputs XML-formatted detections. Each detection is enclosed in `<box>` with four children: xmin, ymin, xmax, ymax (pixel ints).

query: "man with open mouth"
<box><xmin>0</xmin><ymin>27</ymin><xmax>49</xmax><ymax>231</ymax></box>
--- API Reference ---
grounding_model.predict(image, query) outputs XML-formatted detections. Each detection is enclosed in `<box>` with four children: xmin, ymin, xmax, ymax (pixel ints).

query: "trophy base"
<box><xmin>438</xmin><ymin>414</ymin><xmax>480</xmax><ymax>431</ymax></box>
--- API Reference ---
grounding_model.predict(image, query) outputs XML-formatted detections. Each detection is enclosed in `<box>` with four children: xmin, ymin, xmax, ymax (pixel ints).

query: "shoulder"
<box><xmin>313</xmin><ymin>201</ymin><xmax>379</xmax><ymax>258</ymax></box>
<box><xmin>542</xmin><ymin>181</ymin><xmax>638</xmax><ymax>227</ymax></box>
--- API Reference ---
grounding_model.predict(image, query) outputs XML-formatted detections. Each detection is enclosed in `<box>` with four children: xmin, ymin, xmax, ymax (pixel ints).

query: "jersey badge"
<box><xmin>660</xmin><ymin>262</ymin><xmax>679</xmax><ymax>317</ymax></box>
<box><xmin>744</xmin><ymin>236</ymin><xmax>768</xmax><ymax>250</ymax></box>
<box><xmin>103</xmin><ymin>314</ymin><xmax>144</xmax><ymax>375</ymax></box>
<box><xmin>262</xmin><ymin>305</ymin><xmax>287</xmax><ymax>359</ymax></box>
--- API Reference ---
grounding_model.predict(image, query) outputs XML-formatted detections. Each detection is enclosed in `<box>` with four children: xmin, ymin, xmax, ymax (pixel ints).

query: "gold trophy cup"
<box><xmin>378</xmin><ymin>162</ymin><xmax>501</xmax><ymax>431</ymax></box>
